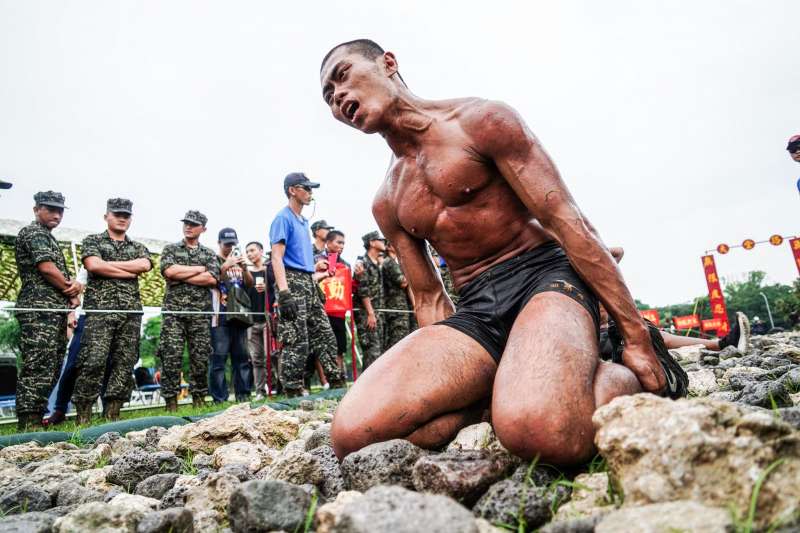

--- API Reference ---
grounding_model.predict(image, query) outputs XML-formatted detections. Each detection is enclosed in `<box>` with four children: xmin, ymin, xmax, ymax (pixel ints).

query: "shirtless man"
<box><xmin>319</xmin><ymin>39</ymin><xmax>685</xmax><ymax>465</ymax></box>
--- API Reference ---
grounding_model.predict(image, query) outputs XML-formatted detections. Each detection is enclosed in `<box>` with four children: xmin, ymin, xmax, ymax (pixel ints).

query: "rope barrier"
<box><xmin>0</xmin><ymin>306</ymin><xmax>416</xmax><ymax>315</ymax></box>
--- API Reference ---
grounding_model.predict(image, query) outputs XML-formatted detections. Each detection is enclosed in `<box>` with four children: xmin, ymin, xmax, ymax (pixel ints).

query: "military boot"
<box><xmin>165</xmin><ymin>396</ymin><xmax>178</xmax><ymax>412</ymax></box>
<box><xmin>284</xmin><ymin>387</ymin><xmax>305</xmax><ymax>398</ymax></box>
<box><xmin>192</xmin><ymin>394</ymin><xmax>205</xmax><ymax>409</ymax></box>
<box><xmin>328</xmin><ymin>378</ymin><xmax>348</xmax><ymax>390</ymax></box>
<box><xmin>16</xmin><ymin>412</ymin><xmax>42</xmax><ymax>432</ymax></box>
<box><xmin>104</xmin><ymin>400</ymin><xmax>122</xmax><ymax>421</ymax></box>
<box><xmin>75</xmin><ymin>403</ymin><xmax>93</xmax><ymax>426</ymax></box>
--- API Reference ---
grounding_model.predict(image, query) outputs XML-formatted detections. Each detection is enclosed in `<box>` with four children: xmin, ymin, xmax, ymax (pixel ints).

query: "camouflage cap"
<box><xmin>362</xmin><ymin>230</ymin><xmax>385</xmax><ymax>247</ymax></box>
<box><xmin>180</xmin><ymin>210</ymin><xmax>208</xmax><ymax>226</ymax></box>
<box><xmin>311</xmin><ymin>219</ymin><xmax>334</xmax><ymax>232</ymax></box>
<box><xmin>107</xmin><ymin>197</ymin><xmax>133</xmax><ymax>214</ymax></box>
<box><xmin>34</xmin><ymin>190</ymin><xmax>67</xmax><ymax>208</ymax></box>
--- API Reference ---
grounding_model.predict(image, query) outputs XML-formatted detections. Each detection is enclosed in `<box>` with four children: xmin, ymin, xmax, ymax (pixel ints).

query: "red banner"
<box><xmin>701</xmin><ymin>255</ymin><xmax>730</xmax><ymax>336</ymax></box>
<box><xmin>790</xmin><ymin>238</ymin><xmax>800</xmax><ymax>277</ymax></box>
<box><xmin>673</xmin><ymin>314</ymin><xmax>701</xmax><ymax>330</ymax></box>
<box><xmin>640</xmin><ymin>309</ymin><xmax>660</xmax><ymax>326</ymax></box>
<box><xmin>701</xmin><ymin>317</ymin><xmax>725</xmax><ymax>332</ymax></box>
<box><xmin>319</xmin><ymin>265</ymin><xmax>353</xmax><ymax>317</ymax></box>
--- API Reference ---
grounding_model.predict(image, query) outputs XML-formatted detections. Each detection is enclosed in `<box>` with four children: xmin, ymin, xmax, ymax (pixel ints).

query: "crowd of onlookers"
<box><xmin>10</xmin><ymin>173</ymin><xmax>458</xmax><ymax>431</ymax></box>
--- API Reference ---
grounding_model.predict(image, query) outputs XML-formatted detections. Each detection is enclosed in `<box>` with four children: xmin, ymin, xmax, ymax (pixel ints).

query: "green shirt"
<box><xmin>159</xmin><ymin>240</ymin><xmax>219</xmax><ymax>312</ymax></box>
<box><xmin>354</xmin><ymin>254</ymin><xmax>383</xmax><ymax>311</ymax></box>
<box><xmin>15</xmin><ymin>221</ymin><xmax>70</xmax><ymax>309</ymax></box>
<box><xmin>81</xmin><ymin>230</ymin><xmax>152</xmax><ymax>311</ymax></box>
<box><xmin>382</xmin><ymin>255</ymin><xmax>411</xmax><ymax>311</ymax></box>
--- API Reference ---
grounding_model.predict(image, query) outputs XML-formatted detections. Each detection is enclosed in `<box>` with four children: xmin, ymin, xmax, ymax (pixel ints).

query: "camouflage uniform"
<box><xmin>13</xmin><ymin>192</ymin><xmax>71</xmax><ymax>419</ymax></box>
<box><xmin>157</xmin><ymin>211</ymin><xmax>219</xmax><ymax>400</ymax></box>
<box><xmin>440</xmin><ymin>262</ymin><xmax>459</xmax><ymax>306</ymax></box>
<box><xmin>277</xmin><ymin>269</ymin><xmax>344</xmax><ymax>390</ymax></box>
<box><xmin>354</xmin><ymin>241</ymin><xmax>384</xmax><ymax>368</ymax></box>
<box><xmin>382</xmin><ymin>254</ymin><xmax>415</xmax><ymax>350</ymax></box>
<box><xmin>73</xmin><ymin>199</ymin><xmax>152</xmax><ymax>406</ymax></box>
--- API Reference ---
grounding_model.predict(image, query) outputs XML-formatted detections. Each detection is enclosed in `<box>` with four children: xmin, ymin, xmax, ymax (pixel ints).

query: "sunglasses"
<box><xmin>295</xmin><ymin>185</ymin><xmax>312</xmax><ymax>192</ymax></box>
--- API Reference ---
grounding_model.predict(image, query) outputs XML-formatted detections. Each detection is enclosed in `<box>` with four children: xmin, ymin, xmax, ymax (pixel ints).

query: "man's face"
<box><xmin>220</xmin><ymin>242</ymin><xmax>236</xmax><ymax>257</ymax></box>
<box><xmin>791</xmin><ymin>149</ymin><xmax>800</xmax><ymax>163</ymax></box>
<box><xmin>327</xmin><ymin>236</ymin><xmax>345</xmax><ymax>254</ymax></box>
<box><xmin>33</xmin><ymin>205</ymin><xmax>63</xmax><ymax>229</ymax></box>
<box><xmin>371</xmin><ymin>239</ymin><xmax>386</xmax><ymax>252</ymax></box>
<box><xmin>246</xmin><ymin>244</ymin><xmax>263</xmax><ymax>264</ymax></box>
<box><xmin>321</xmin><ymin>50</ymin><xmax>397</xmax><ymax>134</ymax></box>
<box><xmin>315</xmin><ymin>228</ymin><xmax>330</xmax><ymax>241</ymax></box>
<box><xmin>104</xmin><ymin>211</ymin><xmax>131</xmax><ymax>233</ymax></box>
<box><xmin>289</xmin><ymin>185</ymin><xmax>313</xmax><ymax>206</ymax></box>
<box><xmin>183</xmin><ymin>222</ymin><xmax>205</xmax><ymax>240</ymax></box>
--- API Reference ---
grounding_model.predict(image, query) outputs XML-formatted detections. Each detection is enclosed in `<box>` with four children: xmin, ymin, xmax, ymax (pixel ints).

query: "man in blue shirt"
<box><xmin>269</xmin><ymin>172</ymin><xmax>346</xmax><ymax>397</ymax></box>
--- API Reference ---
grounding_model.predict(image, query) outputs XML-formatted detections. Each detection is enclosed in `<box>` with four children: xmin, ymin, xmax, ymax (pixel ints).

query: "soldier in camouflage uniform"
<box><xmin>354</xmin><ymin>231</ymin><xmax>385</xmax><ymax>369</ymax></box>
<box><xmin>157</xmin><ymin>210</ymin><xmax>220</xmax><ymax>410</ymax></box>
<box><xmin>270</xmin><ymin>173</ymin><xmax>346</xmax><ymax>397</ymax></box>
<box><xmin>72</xmin><ymin>199</ymin><xmax>153</xmax><ymax>423</ymax></box>
<box><xmin>382</xmin><ymin>240</ymin><xmax>416</xmax><ymax>350</ymax></box>
<box><xmin>14</xmin><ymin>191</ymin><xmax>82</xmax><ymax>430</ymax></box>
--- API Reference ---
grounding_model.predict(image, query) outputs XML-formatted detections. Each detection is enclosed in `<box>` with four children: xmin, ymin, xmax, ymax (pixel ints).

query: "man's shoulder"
<box><xmin>18</xmin><ymin>222</ymin><xmax>46</xmax><ymax>240</ymax></box>
<box><xmin>82</xmin><ymin>232</ymin><xmax>106</xmax><ymax>244</ymax></box>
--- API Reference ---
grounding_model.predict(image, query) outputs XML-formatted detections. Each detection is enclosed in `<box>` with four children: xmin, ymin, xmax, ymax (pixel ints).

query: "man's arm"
<box><xmin>163</xmin><ymin>264</ymin><xmax>207</xmax><ymax>281</ymax></box>
<box><xmin>36</xmin><ymin>261</ymin><xmax>73</xmax><ymax>291</ymax></box>
<box><xmin>183</xmin><ymin>271</ymin><xmax>218</xmax><ymax>287</ymax></box>
<box><xmin>83</xmin><ymin>256</ymin><xmax>138</xmax><ymax>279</ymax></box>
<box><xmin>271</xmin><ymin>243</ymin><xmax>289</xmax><ymax>292</ymax></box>
<box><xmin>470</xmin><ymin>101</ymin><xmax>663</xmax><ymax>393</ymax></box>
<box><xmin>373</xmin><ymin>194</ymin><xmax>453</xmax><ymax>326</ymax></box>
<box><xmin>108</xmin><ymin>258</ymin><xmax>152</xmax><ymax>275</ymax></box>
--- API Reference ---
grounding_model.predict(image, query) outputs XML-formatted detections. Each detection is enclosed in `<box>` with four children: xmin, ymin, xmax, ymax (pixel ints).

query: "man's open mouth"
<box><xmin>344</xmin><ymin>100</ymin><xmax>359</xmax><ymax>121</ymax></box>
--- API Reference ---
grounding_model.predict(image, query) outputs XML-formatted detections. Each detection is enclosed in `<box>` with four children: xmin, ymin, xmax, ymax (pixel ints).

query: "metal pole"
<box><xmin>759</xmin><ymin>292</ymin><xmax>775</xmax><ymax>330</ymax></box>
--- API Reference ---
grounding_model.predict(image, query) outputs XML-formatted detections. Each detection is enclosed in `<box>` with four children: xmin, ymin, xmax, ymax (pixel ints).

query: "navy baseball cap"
<box><xmin>218</xmin><ymin>227</ymin><xmax>239</xmax><ymax>244</ymax></box>
<box><xmin>0</xmin><ymin>180</ymin><xmax>11</xmax><ymax>190</ymax></box>
<box><xmin>283</xmin><ymin>172</ymin><xmax>320</xmax><ymax>194</ymax></box>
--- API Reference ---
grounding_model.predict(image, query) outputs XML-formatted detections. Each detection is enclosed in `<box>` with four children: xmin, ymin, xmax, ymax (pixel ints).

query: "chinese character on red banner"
<box><xmin>319</xmin><ymin>265</ymin><xmax>353</xmax><ymax>317</ymax></box>
<box><xmin>790</xmin><ymin>239</ymin><xmax>800</xmax><ymax>276</ymax></box>
<box><xmin>701</xmin><ymin>318</ymin><xmax>724</xmax><ymax>332</ymax></box>
<box><xmin>640</xmin><ymin>309</ymin><xmax>660</xmax><ymax>326</ymax></box>
<box><xmin>701</xmin><ymin>255</ymin><xmax>730</xmax><ymax>333</ymax></box>
<box><xmin>673</xmin><ymin>314</ymin><xmax>701</xmax><ymax>330</ymax></box>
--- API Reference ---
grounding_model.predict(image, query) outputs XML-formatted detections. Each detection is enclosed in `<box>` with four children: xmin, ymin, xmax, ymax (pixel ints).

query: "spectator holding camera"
<box><xmin>245</xmin><ymin>241</ymin><xmax>278</xmax><ymax>398</ymax></box>
<box><xmin>210</xmin><ymin>227</ymin><xmax>254</xmax><ymax>403</ymax></box>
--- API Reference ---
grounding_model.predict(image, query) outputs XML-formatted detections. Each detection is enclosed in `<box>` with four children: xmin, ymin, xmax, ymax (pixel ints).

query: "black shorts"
<box><xmin>438</xmin><ymin>242</ymin><xmax>600</xmax><ymax>363</ymax></box>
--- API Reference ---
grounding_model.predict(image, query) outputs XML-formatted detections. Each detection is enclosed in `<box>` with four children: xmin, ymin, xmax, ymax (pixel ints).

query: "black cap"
<box><xmin>218</xmin><ymin>227</ymin><xmax>239</xmax><ymax>244</ymax></box>
<box><xmin>284</xmin><ymin>172</ymin><xmax>320</xmax><ymax>195</ymax></box>
<box><xmin>0</xmin><ymin>180</ymin><xmax>11</xmax><ymax>190</ymax></box>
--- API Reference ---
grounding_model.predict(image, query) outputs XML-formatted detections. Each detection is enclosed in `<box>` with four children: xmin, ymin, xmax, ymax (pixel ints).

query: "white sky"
<box><xmin>1</xmin><ymin>0</ymin><xmax>798</xmax><ymax>307</ymax></box>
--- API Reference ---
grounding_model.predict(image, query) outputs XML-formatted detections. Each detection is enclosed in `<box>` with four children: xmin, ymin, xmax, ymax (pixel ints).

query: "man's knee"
<box><xmin>492</xmin><ymin>402</ymin><xmax>595</xmax><ymax>465</ymax></box>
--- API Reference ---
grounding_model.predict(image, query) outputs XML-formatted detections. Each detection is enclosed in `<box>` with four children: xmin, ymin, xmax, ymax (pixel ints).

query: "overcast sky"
<box><xmin>1</xmin><ymin>1</ymin><xmax>798</xmax><ymax>307</ymax></box>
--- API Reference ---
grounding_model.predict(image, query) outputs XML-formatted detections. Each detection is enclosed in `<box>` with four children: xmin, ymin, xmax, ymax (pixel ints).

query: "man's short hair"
<box><xmin>326</xmin><ymin>230</ymin><xmax>345</xmax><ymax>242</ymax></box>
<box><xmin>246</xmin><ymin>241</ymin><xmax>263</xmax><ymax>250</ymax></box>
<box><xmin>321</xmin><ymin>39</ymin><xmax>385</xmax><ymax>73</ymax></box>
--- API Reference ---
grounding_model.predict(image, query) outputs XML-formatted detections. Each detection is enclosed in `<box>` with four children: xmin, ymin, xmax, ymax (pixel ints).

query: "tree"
<box><xmin>723</xmin><ymin>271</ymin><xmax>795</xmax><ymax>328</ymax></box>
<box><xmin>0</xmin><ymin>314</ymin><xmax>20</xmax><ymax>356</ymax></box>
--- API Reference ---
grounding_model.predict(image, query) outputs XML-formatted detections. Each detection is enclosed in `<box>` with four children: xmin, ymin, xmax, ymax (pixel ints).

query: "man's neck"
<box><xmin>184</xmin><ymin>237</ymin><xmax>199</xmax><ymax>248</ymax></box>
<box><xmin>315</xmin><ymin>237</ymin><xmax>325</xmax><ymax>249</ymax></box>
<box><xmin>366</xmin><ymin>248</ymin><xmax>381</xmax><ymax>262</ymax></box>
<box><xmin>381</xmin><ymin>93</ymin><xmax>436</xmax><ymax>157</ymax></box>
<box><xmin>107</xmin><ymin>228</ymin><xmax>126</xmax><ymax>241</ymax></box>
<box><xmin>219</xmin><ymin>249</ymin><xmax>230</xmax><ymax>259</ymax></box>
<box><xmin>288</xmin><ymin>199</ymin><xmax>304</xmax><ymax>216</ymax></box>
<box><xmin>252</xmin><ymin>259</ymin><xmax>264</xmax><ymax>269</ymax></box>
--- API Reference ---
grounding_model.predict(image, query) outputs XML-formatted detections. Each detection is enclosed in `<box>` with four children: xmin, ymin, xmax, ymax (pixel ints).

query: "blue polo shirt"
<box><xmin>269</xmin><ymin>206</ymin><xmax>315</xmax><ymax>273</ymax></box>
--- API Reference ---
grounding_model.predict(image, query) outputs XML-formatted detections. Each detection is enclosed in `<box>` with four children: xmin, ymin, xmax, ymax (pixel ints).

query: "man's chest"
<box><xmin>174</xmin><ymin>247</ymin><xmax>208</xmax><ymax>266</ymax></box>
<box><xmin>389</xmin><ymin>146</ymin><xmax>498</xmax><ymax>239</ymax></box>
<box><xmin>95</xmin><ymin>239</ymin><xmax>139</xmax><ymax>261</ymax></box>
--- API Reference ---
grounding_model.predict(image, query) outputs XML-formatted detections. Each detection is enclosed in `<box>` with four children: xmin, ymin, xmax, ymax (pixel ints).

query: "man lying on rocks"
<box><xmin>320</xmin><ymin>39</ymin><xmax>688</xmax><ymax>466</ymax></box>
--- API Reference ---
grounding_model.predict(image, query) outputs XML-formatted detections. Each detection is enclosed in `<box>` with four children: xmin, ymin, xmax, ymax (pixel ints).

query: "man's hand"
<box><xmin>67</xmin><ymin>311</ymin><xmax>78</xmax><ymax>329</ymax></box>
<box><xmin>278</xmin><ymin>290</ymin><xmax>298</xmax><ymax>321</ymax></box>
<box><xmin>223</xmin><ymin>254</ymin><xmax>245</xmax><ymax>271</ymax></box>
<box><xmin>367</xmin><ymin>312</ymin><xmax>377</xmax><ymax>331</ymax></box>
<box><xmin>621</xmin><ymin>340</ymin><xmax>666</xmax><ymax>393</ymax></box>
<box><xmin>315</xmin><ymin>259</ymin><xmax>329</xmax><ymax>272</ymax></box>
<box><xmin>62</xmin><ymin>280</ymin><xmax>83</xmax><ymax>297</ymax></box>
<box><xmin>354</xmin><ymin>261</ymin><xmax>365</xmax><ymax>277</ymax></box>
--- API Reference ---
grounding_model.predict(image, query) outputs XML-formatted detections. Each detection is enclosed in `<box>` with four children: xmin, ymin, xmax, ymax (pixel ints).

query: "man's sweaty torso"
<box><xmin>376</xmin><ymin>98</ymin><xmax>552</xmax><ymax>290</ymax></box>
